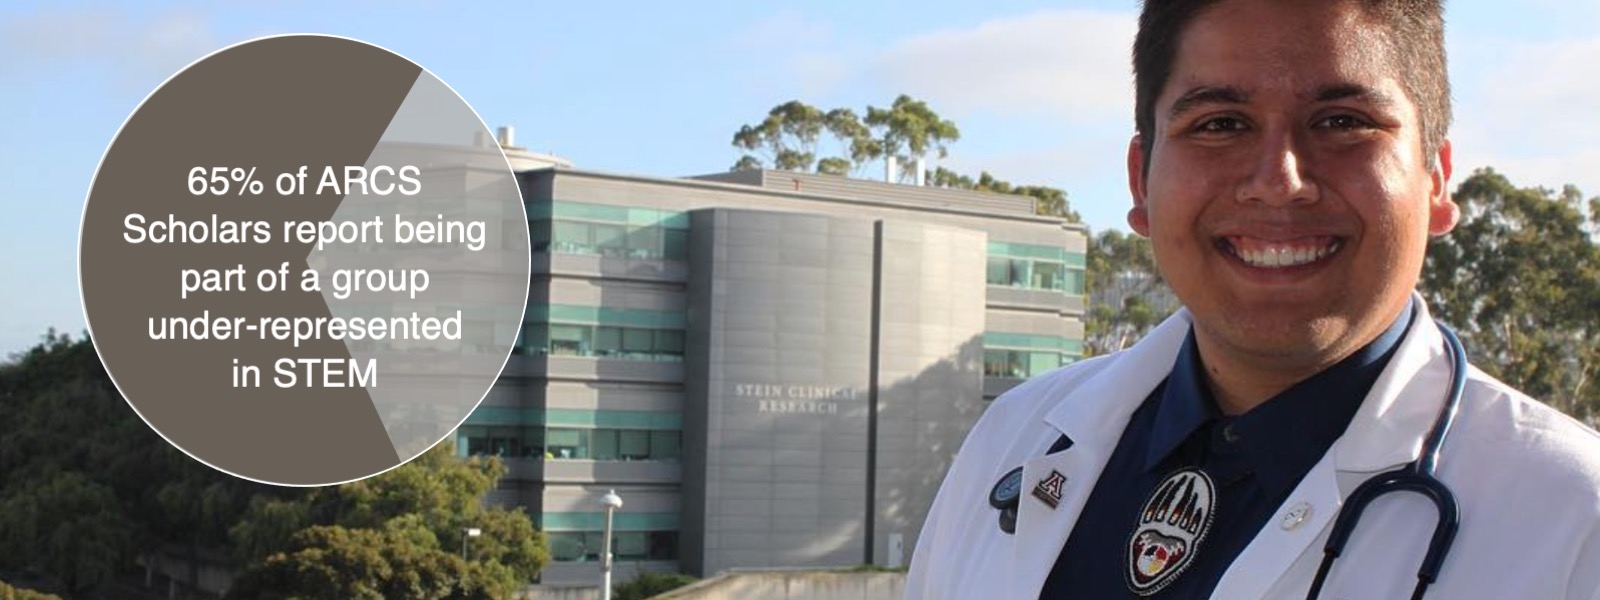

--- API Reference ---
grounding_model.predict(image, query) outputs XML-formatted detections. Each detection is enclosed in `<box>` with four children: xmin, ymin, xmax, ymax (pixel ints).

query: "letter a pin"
<box><xmin>1030</xmin><ymin>469</ymin><xmax>1068</xmax><ymax>509</ymax></box>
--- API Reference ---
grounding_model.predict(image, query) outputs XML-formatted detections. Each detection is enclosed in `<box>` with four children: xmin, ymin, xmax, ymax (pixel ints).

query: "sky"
<box><xmin>3</xmin><ymin>0</ymin><xmax>1599</xmax><ymax>357</ymax></box>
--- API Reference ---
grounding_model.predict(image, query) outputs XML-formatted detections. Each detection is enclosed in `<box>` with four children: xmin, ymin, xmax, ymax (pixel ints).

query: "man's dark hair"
<box><xmin>1131</xmin><ymin>0</ymin><xmax>1451</xmax><ymax>173</ymax></box>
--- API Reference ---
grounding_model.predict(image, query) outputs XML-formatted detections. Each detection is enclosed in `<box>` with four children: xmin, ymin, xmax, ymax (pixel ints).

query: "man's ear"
<box><xmin>1127</xmin><ymin>134</ymin><xmax>1151</xmax><ymax>236</ymax></box>
<box><xmin>1428</xmin><ymin>139</ymin><xmax>1459</xmax><ymax>236</ymax></box>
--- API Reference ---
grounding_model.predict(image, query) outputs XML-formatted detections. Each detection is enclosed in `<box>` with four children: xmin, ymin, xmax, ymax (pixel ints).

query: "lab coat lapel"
<box><xmin>1209</xmin><ymin>297</ymin><xmax>1451</xmax><ymax>599</ymax></box>
<box><xmin>1008</xmin><ymin>445</ymin><xmax>1094</xmax><ymax>598</ymax></box>
<box><xmin>1332</xmin><ymin>301</ymin><xmax>1451</xmax><ymax>474</ymax></box>
<box><xmin>1006</xmin><ymin>313</ymin><xmax>1193</xmax><ymax>599</ymax></box>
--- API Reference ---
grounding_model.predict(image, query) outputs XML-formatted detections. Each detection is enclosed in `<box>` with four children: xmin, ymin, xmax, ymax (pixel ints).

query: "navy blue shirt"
<box><xmin>1038</xmin><ymin>302</ymin><xmax>1415</xmax><ymax>598</ymax></box>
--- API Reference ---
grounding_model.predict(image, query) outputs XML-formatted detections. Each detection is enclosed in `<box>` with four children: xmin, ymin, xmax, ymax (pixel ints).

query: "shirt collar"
<box><xmin>1144</xmin><ymin>299</ymin><xmax>1418</xmax><ymax>492</ymax></box>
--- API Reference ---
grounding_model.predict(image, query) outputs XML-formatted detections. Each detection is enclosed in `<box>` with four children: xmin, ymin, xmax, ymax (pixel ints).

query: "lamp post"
<box><xmin>599</xmin><ymin>489</ymin><xmax>624</xmax><ymax>600</ymax></box>
<box><xmin>462</xmin><ymin>527</ymin><xmax>481</xmax><ymax>561</ymax></box>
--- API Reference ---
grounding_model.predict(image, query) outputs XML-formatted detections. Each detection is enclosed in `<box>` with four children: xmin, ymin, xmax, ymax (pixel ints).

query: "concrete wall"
<box><xmin>870</xmin><ymin>221</ymin><xmax>987</xmax><ymax>568</ymax></box>
<box><xmin>655</xmin><ymin>571</ymin><xmax>905</xmax><ymax>600</ymax></box>
<box><xmin>684</xmin><ymin>209</ymin><xmax>875</xmax><ymax>575</ymax></box>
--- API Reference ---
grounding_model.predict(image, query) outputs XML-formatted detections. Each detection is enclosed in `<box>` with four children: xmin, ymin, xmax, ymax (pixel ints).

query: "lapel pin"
<box><xmin>1280</xmin><ymin>501</ymin><xmax>1313</xmax><ymax>531</ymax></box>
<box><xmin>1030</xmin><ymin>469</ymin><xmax>1068</xmax><ymax>509</ymax></box>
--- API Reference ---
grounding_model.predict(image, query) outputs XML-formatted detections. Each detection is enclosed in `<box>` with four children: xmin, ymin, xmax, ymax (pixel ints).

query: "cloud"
<box><xmin>0</xmin><ymin>8</ymin><xmax>218</xmax><ymax>88</ymax></box>
<box><xmin>866</xmin><ymin>10</ymin><xmax>1137</xmax><ymax>122</ymax></box>
<box><xmin>1453</xmin><ymin>33</ymin><xmax>1600</xmax><ymax>196</ymax></box>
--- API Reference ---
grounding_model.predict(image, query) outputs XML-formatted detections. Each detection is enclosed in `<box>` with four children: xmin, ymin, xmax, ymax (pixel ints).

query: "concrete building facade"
<box><xmin>456</xmin><ymin>166</ymin><xmax>1087</xmax><ymax>585</ymax></box>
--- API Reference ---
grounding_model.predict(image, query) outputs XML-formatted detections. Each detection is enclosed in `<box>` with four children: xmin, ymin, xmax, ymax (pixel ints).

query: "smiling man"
<box><xmin>905</xmin><ymin>1</ymin><xmax>1600</xmax><ymax>599</ymax></box>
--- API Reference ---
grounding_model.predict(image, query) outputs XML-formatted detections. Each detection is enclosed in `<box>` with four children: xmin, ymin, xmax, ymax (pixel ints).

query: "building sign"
<box><xmin>731</xmin><ymin>383</ymin><xmax>859</xmax><ymax>415</ymax></box>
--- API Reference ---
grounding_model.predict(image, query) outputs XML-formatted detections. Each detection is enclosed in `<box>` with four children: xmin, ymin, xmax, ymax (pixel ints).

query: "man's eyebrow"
<box><xmin>1313</xmin><ymin>83</ymin><xmax>1399</xmax><ymax>108</ymax></box>
<box><xmin>1167</xmin><ymin>86</ymin><xmax>1249</xmax><ymax>119</ymax></box>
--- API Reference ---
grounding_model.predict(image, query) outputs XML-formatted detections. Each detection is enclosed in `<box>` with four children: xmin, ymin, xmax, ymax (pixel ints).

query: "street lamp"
<box><xmin>462</xmin><ymin>527</ymin><xmax>481</xmax><ymax>561</ymax></box>
<box><xmin>599</xmin><ymin>489</ymin><xmax>624</xmax><ymax>600</ymax></box>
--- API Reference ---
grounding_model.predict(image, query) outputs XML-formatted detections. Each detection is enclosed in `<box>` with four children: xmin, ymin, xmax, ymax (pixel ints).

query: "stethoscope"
<box><xmin>987</xmin><ymin>320</ymin><xmax>1468</xmax><ymax>599</ymax></box>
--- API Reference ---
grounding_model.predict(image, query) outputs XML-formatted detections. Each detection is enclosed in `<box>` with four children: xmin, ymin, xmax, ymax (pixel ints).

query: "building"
<box><xmin>455</xmin><ymin>146</ymin><xmax>1087</xmax><ymax>585</ymax></box>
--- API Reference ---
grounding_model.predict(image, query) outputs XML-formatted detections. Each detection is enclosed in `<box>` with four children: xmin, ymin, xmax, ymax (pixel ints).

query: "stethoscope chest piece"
<box><xmin>991</xmin><ymin>466</ymin><xmax>1025</xmax><ymax>534</ymax></box>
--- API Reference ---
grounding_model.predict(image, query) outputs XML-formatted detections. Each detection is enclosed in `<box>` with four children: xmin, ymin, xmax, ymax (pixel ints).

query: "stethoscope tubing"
<box><xmin>1303</xmin><ymin>320</ymin><xmax>1467</xmax><ymax>600</ymax></box>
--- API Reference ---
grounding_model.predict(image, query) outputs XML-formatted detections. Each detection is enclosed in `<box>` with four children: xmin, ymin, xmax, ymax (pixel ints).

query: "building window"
<box><xmin>546</xmin><ymin>531</ymin><xmax>678</xmax><ymax>562</ymax></box>
<box><xmin>515</xmin><ymin>306</ymin><xmax>686</xmax><ymax>361</ymax></box>
<box><xmin>544</xmin><ymin>427</ymin><xmax>681</xmax><ymax>462</ymax></box>
<box><xmin>983</xmin><ymin>332</ymin><xmax>1082</xmax><ymax>378</ymax></box>
<box><xmin>546</xmin><ymin>428</ymin><xmax>591</xmax><ymax>459</ymax></box>
<box><xmin>983</xmin><ymin>349</ymin><xmax>1065</xmax><ymax>378</ymax></box>
<box><xmin>650</xmin><ymin>431</ymin><xmax>681</xmax><ymax>461</ymax></box>
<box><xmin>535</xmin><ymin>201</ymin><xmax>689</xmax><ymax>262</ymax></box>
<box><xmin>458</xmin><ymin>426</ymin><xmax>545</xmax><ymax>459</ymax></box>
<box><xmin>549</xmin><ymin>324</ymin><xmax>591</xmax><ymax>356</ymax></box>
<box><xmin>987</xmin><ymin>241</ymin><xmax>1087</xmax><ymax>295</ymax></box>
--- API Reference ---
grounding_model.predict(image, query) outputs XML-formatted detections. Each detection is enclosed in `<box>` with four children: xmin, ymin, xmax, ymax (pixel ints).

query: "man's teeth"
<box><xmin>1236</xmin><ymin>242</ymin><xmax>1338</xmax><ymax>268</ymax></box>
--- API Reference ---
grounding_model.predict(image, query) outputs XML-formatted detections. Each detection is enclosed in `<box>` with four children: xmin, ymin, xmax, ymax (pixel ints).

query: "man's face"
<box><xmin>1127</xmin><ymin>0</ymin><xmax>1458</xmax><ymax>372</ymax></box>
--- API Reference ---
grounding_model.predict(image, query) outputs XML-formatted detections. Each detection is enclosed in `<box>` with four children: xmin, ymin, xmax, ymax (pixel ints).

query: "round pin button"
<box><xmin>1281</xmin><ymin>502</ymin><xmax>1313</xmax><ymax>530</ymax></box>
<box><xmin>990</xmin><ymin>466</ymin><xmax>1025</xmax><ymax>509</ymax></box>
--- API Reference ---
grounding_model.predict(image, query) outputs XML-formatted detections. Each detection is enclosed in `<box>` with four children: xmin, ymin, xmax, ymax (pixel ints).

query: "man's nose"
<box><xmin>1236</xmin><ymin>131</ymin><xmax>1319</xmax><ymax>206</ymax></box>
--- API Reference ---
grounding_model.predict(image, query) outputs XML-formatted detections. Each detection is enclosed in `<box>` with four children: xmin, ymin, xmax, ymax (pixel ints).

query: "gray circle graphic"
<box><xmin>78</xmin><ymin>35</ymin><xmax>530</xmax><ymax>486</ymax></box>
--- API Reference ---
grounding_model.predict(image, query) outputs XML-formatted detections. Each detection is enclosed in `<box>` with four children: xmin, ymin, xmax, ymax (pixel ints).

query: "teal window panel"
<box><xmin>525</xmin><ymin>305</ymin><xmax>549</xmax><ymax>321</ymax></box>
<box><xmin>660</xmin><ymin>211</ymin><xmax>690</xmax><ymax>230</ymax></box>
<box><xmin>549</xmin><ymin>200</ymin><xmax>690</xmax><ymax>230</ymax></box>
<box><xmin>553</xmin><ymin>201</ymin><xmax>630</xmax><ymax>223</ymax></box>
<box><xmin>1064</xmin><ymin>269</ymin><xmax>1087</xmax><ymax>296</ymax></box>
<box><xmin>1028</xmin><ymin>351</ymin><xmax>1062</xmax><ymax>375</ymax></box>
<box><xmin>988</xmin><ymin>241</ymin><xmax>1069</xmax><ymax>262</ymax></box>
<box><xmin>543</xmin><ymin>201</ymin><xmax>690</xmax><ymax>260</ymax></box>
<box><xmin>540</xmin><ymin>512</ymin><xmax>680</xmax><ymax>532</ymax></box>
<box><xmin>462</xmin><ymin>405</ymin><xmax>526</xmax><ymax>426</ymax></box>
<box><xmin>625</xmin><ymin>208</ymin><xmax>676</xmax><ymax>228</ymax></box>
<box><xmin>462</xmin><ymin>408</ymin><xmax>683</xmax><ymax>429</ymax></box>
<box><xmin>544</xmin><ymin>409</ymin><xmax>682</xmax><ymax>430</ymax></box>
<box><xmin>548</xmin><ymin>305</ymin><xmax>600</xmax><ymax>324</ymax></box>
<box><xmin>984</xmin><ymin>332</ymin><xmax>1070</xmax><ymax>352</ymax></box>
<box><xmin>531</xmin><ymin>305</ymin><xmax>686</xmax><ymax>330</ymax></box>
<box><xmin>1065</xmin><ymin>252</ymin><xmax>1087</xmax><ymax>268</ymax></box>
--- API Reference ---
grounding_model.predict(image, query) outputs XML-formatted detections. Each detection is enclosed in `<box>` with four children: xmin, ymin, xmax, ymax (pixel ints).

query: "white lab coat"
<box><xmin>908</xmin><ymin>297</ymin><xmax>1600</xmax><ymax>599</ymax></box>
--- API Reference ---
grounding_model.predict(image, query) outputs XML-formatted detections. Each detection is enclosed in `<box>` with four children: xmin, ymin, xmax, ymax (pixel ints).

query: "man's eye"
<box><xmin>1194</xmin><ymin>117</ymin><xmax>1246</xmax><ymax>133</ymax></box>
<box><xmin>1317</xmin><ymin>114</ymin><xmax>1372</xmax><ymax>130</ymax></box>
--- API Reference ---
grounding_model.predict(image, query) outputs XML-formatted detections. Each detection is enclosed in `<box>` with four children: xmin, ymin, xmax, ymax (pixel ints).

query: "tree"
<box><xmin>731</xmin><ymin>96</ymin><xmax>958</xmax><ymax>179</ymax></box>
<box><xmin>225</xmin><ymin>523</ymin><xmax>504</xmax><ymax>600</ymax></box>
<box><xmin>229</xmin><ymin>441</ymin><xmax>548</xmax><ymax>597</ymax></box>
<box><xmin>926</xmin><ymin>167</ymin><xmax>1080</xmax><ymax>222</ymax></box>
<box><xmin>731</xmin><ymin>100</ymin><xmax>828</xmax><ymax>172</ymax></box>
<box><xmin>0</xmin><ymin>331</ymin><xmax>251</xmax><ymax>594</ymax></box>
<box><xmin>1085</xmin><ymin>230</ymin><xmax>1174</xmax><ymax>356</ymax></box>
<box><xmin>728</xmin><ymin>97</ymin><xmax>1083</xmax><ymax>222</ymax></box>
<box><xmin>0</xmin><ymin>332</ymin><xmax>547</xmax><ymax>598</ymax></box>
<box><xmin>0</xmin><ymin>580</ymin><xmax>64</xmax><ymax>600</ymax></box>
<box><xmin>863</xmin><ymin>94</ymin><xmax>960</xmax><ymax>181</ymax></box>
<box><xmin>1421</xmin><ymin>168</ymin><xmax>1600</xmax><ymax>425</ymax></box>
